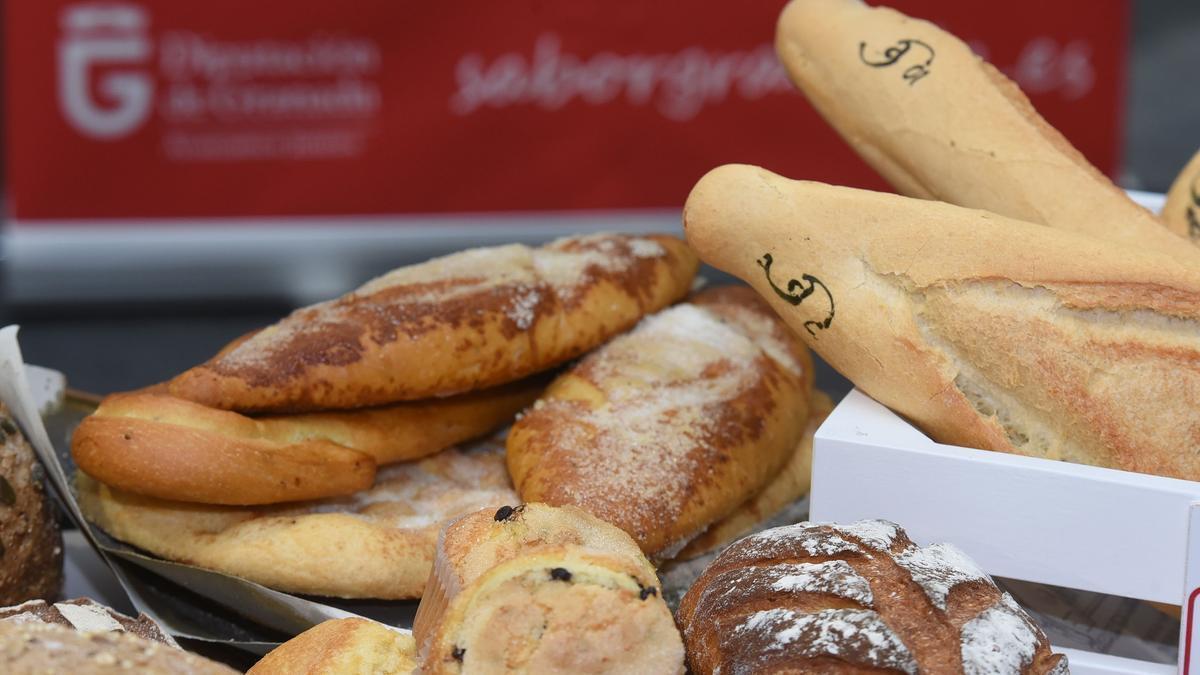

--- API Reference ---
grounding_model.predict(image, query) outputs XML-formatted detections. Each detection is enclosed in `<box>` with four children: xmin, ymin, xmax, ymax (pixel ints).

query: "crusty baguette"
<box><xmin>507</xmin><ymin>286</ymin><xmax>813</xmax><ymax>559</ymax></box>
<box><xmin>248</xmin><ymin>618</ymin><xmax>416</xmax><ymax>675</ymax></box>
<box><xmin>684</xmin><ymin>164</ymin><xmax>1200</xmax><ymax>480</ymax></box>
<box><xmin>72</xmin><ymin>378</ymin><xmax>542</xmax><ymax>505</ymax></box>
<box><xmin>677</xmin><ymin>390</ymin><xmax>833</xmax><ymax>560</ymax></box>
<box><xmin>168</xmin><ymin>234</ymin><xmax>698</xmax><ymax>412</ymax></box>
<box><xmin>677</xmin><ymin>520</ymin><xmax>1065</xmax><ymax>673</ymax></box>
<box><xmin>76</xmin><ymin>436</ymin><xmax>517</xmax><ymax>600</ymax></box>
<box><xmin>413</xmin><ymin>503</ymin><xmax>684</xmax><ymax>674</ymax></box>
<box><xmin>1164</xmin><ymin>148</ymin><xmax>1200</xmax><ymax>242</ymax></box>
<box><xmin>775</xmin><ymin>0</ymin><xmax>1200</xmax><ymax>266</ymax></box>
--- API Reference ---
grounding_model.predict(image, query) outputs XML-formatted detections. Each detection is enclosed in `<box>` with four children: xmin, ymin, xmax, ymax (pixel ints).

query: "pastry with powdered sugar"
<box><xmin>678</xmin><ymin>519</ymin><xmax>1068</xmax><ymax>674</ymax></box>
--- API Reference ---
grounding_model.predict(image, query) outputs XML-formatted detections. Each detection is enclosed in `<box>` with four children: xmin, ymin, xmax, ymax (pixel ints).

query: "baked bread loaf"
<box><xmin>248</xmin><ymin>618</ymin><xmax>416</xmax><ymax>675</ymax></box>
<box><xmin>72</xmin><ymin>378</ymin><xmax>541</xmax><ymax>505</ymax></box>
<box><xmin>775</xmin><ymin>0</ymin><xmax>1200</xmax><ymax>267</ymax></box>
<box><xmin>1164</xmin><ymin>148</ymin><xmax>1200</xmax><ymax>242</ymax></box>
<box><xmin>168</xmin><ymin>234</ymin><xmax>698</xmax><ymax>412</ymax></box>
<box><xmin>0</xmin><ymin>598</ymin><xmax>235</xmax><ymax>674</ymax></box>
<box><xmin>678</xmin><ymin>390</ymin><xmax>834</xmax><ymax>560</ymax></box>
<box><xmin>78</xmin><ymin>435</ymin><xmax>518</xmax><ymax>599</ymax></box>
<box><xmin>1</xmin><ymin>597</ymin><xmax>178</xmax><ymax>646</ymax></box>
<box><xmin>685</xmin><ymin>164</ymin><xmax>1200</xmax><ymax>480</ymax></box>
<box><xmin>0</xmin><ymin>404</ymin><xmax>62</xmax><ymax>605</ymax></box>
<box><xmin>413</xmin><ymin>503</ymin><xmax>684</xmax><ymax>674</ymax></box>
<box><xmin>678</xmin><ymin>520</ymin><xmax>1067</xmax><ymax>674</ymax></box>
<box><xmin>507</xmin><ymin>285</ymin><xmax>813</xmax><ymax>559</ymax></box>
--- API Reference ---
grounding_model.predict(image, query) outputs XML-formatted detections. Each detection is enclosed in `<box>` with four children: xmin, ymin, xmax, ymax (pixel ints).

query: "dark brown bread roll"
<box><xmin>677</xmin><ymin>520</ymin><xmax>1067</xmax><ymax>674</ymax></box>
<box><xmin>0</xmin><ymin>403</ymin><xmax>62</xmax><ymax>605</ymax></box>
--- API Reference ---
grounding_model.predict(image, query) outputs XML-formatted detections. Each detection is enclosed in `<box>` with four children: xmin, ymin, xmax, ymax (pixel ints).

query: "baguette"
<box><xmin>1164</xmin><ymin>148</ymin><xmax>1200</xmax><ymax>242</ymax></box>
<box><xmin>168</xmin><ymin>234</ymin><xmax>698</xmax><ymax>412</ymax></box>
<box><xmin>72</xmin><ymin>378</ymin><xmax>541</xmax><ymax>505</ymax></box>
<box><xmin>507</xmin><ymin>286</ymin><xmax>813</xmax><ymax>559</ymax></box>
<box><xmin>684</xmin><ymin>163</ymin><xmax>1200</xmax><ymax>480</ymax></box>
<box><xmin>775</xmin><ymin>0</ymin><xmax>1200</xmax><ymax>266</ymax></box>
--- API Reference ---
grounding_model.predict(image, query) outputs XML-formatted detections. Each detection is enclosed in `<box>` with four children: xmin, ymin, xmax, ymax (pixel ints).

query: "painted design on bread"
<box><xmin>77</xmin><ymin>436</ymin><xmax>518</xmax><ymax>599</ymax></box>
<box><xmin>685</xmin><ymin>164</ymin><xmax>1200</xmax><ymax>481</ymax></box>
<box><xmin>71</xmin><ymin>378</ymin><xmax>541</xmax><ymax>505</ymax></box>
<box><xmin>677</xmin><ymin>520</ymin><xmax>1067</xmax><ymax>674</ymax></box>
<box><xmin>248</xmin><ymin>618</ymin><xmax>416</xmax><ymax>675</ymax></box>
<box><xmin>413</xmin><ymin>503</ymin><xmax>684</xmax><ymax>674</ymax></box>
<box><xmin>775</xmin><ymin>0</ymin><xmax>1199</xmax><ymax>267</ymax></box>
<box><xmin>167</xmin><ymin>233</ymin><xmax>698</xmax><ymax>412</ymax></box>
<box><xmin>507</xmin><ymin>285</ymin><xmax>813</xmax><ymax>559</ymax></box>
<box><xmin>1164</xmin><ymin>148</ymin><xmax>1200</xmax><ymax>241</ymax></box>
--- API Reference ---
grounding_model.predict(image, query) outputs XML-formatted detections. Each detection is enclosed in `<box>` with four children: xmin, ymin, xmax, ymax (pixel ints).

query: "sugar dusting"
<box><xmin>960</xmin><ymin>594</ymin><xmax>1040</xmax><ymax>675</ymax></box>
<box><xmin>734</xmin><ymin>608</ymin><xmax>917</xmax><ymax>673</ymax></box>
<box><xmin>528</xmin><ymin>302</ymin><xmax>772</xmax><ymax>552</ymax></box>
<box><xmin>894</xmin><ymin>542</ymin><xmax>990</xmax><ymax>610</ymax></box>
<box><xmin>212</xmin><ymin>234</ymin><xmax>669</xmax><ymax>371</ymax></box>
<box><xmin>283</xmin><ymin>436</ymin><xmax>517</xmax><ymax>533</ymax></box>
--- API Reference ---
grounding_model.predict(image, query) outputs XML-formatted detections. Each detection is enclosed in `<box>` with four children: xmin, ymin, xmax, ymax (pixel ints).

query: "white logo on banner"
<box><xmin>57</xmin><ymin>3</ymin><xmax>153</xmax><ymax>140</ymax></box>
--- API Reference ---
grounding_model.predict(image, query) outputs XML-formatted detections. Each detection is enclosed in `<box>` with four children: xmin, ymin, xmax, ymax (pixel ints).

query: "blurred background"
<box><xmin>1</xmin><ymin>0</ymin><xmax>1198</xmax><ymax>394</ymax></box>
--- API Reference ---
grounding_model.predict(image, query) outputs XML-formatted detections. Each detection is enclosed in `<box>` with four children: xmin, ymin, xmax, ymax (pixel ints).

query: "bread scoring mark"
<box><xmin>1188</xmin><ymin>173</ymin><xmax>1200</xmax><ymax>241</ymax></box>
<box><xmin>729</xmin><ymin>608</ymin><xmax>918</xmax><ymax>673</ymax></box>
<box><xmin>756</xmin><ymin>253</ymin><xmax>834</xmax><ymax>337</ymax></box>
<box><xmin>892</xmin><ymin>542</ymin><xmax>987</xmax><ymax>611</ymax></box>
<box><xmin>858</xmin><ymin>38</ymin><xmax>935</xmax><ymax>85</ymax></box>
<box><xmin>959</xmin><ymin>593</ymin><xmax>1040</xmax><ymax>675</ymax></box>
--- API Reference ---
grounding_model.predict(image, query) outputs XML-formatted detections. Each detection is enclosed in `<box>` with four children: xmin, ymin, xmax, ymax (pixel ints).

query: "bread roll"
<box><xmin>169</xmin><ymin>234</ymin><xmax>698</xmax><ymax>412</ymax></box>
<box><xmin>77</xmin><ymin>436</ymin><xmax>518</xmax><ymax>599</ymax></box>
<box><xmin>684</xmin><ymin>164</ymin><xmax>1200</xmax><ymax>480</ymax></box>
<box><xmin>1164</xmin><ymin>148</ymin><xmax>1200</xmax><ymax>242</ymax></box>
<box><xmin>678</xmin><ymin>520</ymin><xmax>1066</xmax><ymax>673</ymax></box>
<box><xmin>775</xmin><ymin>0</ymin><xmax>1199</xmax><ymax>266</ymax></box>
<box><xmin>0</xmin><ymin>404</ymin><xmax>61</xmax><ymax>605</ymax></box>
<box><xmin>413</xmin><ymin>503</ymin><xmax>684</xmax><ymax>674</ymax></box>
<box><xmin>1</xmin><ymin>598</ymin><xmax>178</xmax><ymax>647</ymax></box>
<box><xmin>248</xmin><ymin>618</ymin><xmax>416</xmax><ymax>675</ymax></box>
<box><xmin>507</xmin><ymin>286</ymin><xmax>813</xmax><ymax>559</ymax></box>
<box><xmin>72</xmin><ymin>378</ymin><xmax>541</xmax><ymax>505</ymax></box>
<box><xmin>678</xmin><ymin>390</ymin><xmax>834</xmax><ymax>560</ymax></box>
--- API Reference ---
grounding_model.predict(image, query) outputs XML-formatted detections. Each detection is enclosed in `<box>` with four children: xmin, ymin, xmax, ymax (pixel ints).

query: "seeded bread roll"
<box><xmin>248</xmin><ymin>618</ymin><xmax>416</xmax><ymax>675</ymax></box>
<box><xmin>72</xmin><ymin>378</ymin><xmax>541</xmax><ymax>505</ymax></box>
<box><xmin>0</xmin><ymin>404</ymin><xmax>61</xmax><ymax>605</ymax></box>
<box><xmin>1164</xmin><ymin>148</ymin><xmax>1200</xmax><ymax>242</ymax></box>
<box><xmin>77</xmin><ymin>436</ymin><xmax>518</xmax><ymax>599</ymax></box>
<box><xmin>775</xmin><ymin>0</ymin><xmax>1200</xmax><ymax>268</ymax></box>
<box><xmin>678</xmin><ymin>520</ymin><xmax>1067</xmax><ymax>674</ymax></box>
<box><xmin>168</xmin><ymin>234</ymin><xmax>698</xmax><ymax>412</ymax></box>
<box><xmin>685</xmin><ymin>164</ymin><xmax>1200</xmax><ymax>480</ymax></box>
<box><xmin>678</xmin><ymin>390</ymin><xmax>834</xmax><ymax>560</ymax></box>
<box><xmin>413</xmin><ymin>503</ymin><xmax>685</xmax><ymax>674</ymax></box>
<box><xmin>507</xmin><ymin>286</ymin><xmax>813</xmax><ymax>559</ymax></box>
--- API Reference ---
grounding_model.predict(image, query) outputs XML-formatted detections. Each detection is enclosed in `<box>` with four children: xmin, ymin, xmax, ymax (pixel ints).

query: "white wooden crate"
<box><xmin>811</xmin><ymin>389</ymin><xmax>1194</xmax><ymax>674</ymax></box>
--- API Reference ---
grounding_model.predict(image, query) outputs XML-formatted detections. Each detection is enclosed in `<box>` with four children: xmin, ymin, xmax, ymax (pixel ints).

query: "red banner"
<box><xmin>5</xmin><ymin>0</ymin><xmax>1129</xmax><ymax>221</ymax></box>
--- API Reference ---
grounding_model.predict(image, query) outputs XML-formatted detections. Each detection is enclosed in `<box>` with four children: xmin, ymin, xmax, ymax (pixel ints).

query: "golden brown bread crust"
<box><xmin>0</xmin><ymin>405</ymin><xmax>62</xmax><ymax>605</ymax></box>
<box><xmin>685</xmin><ymin>164</ymin><xmax>1200</xmax><ymax>480</ymax></box>
<box><xmin>168</xmin><ymin>234</ymin><xmax>698</xmax><ymax>412</ymax></box>
<box><xmin>0</xmin><ymin>620</ymin><xmax>236</xmax><ymax>674</ymax></box>
<box><xmin>413</xmin><ymin>503</ymin><xmax>684</xmax><ymax>674</ymax></box>
<box><xmin>677</xmin><ymin>520</ymin><xmax>1066</xmax><ymax>674</ymax></box>
<box><xmin>775</xmin><ymin>0</ymin><xmax>1200</xmax><ymax>267</ymax></box>
<box><xmin>1164</xmin><ymin>148</ymin><xmax>1200</xmax><ymax>242</ymax></box>
<box><xmin>76</xmin><ymin>437</ymin><xmax>517</xmax><ymax>599</ymax></box>
<box><xmin>507</xmin><ymin>285</ymin><xmax>813</xmax><ymax>559</ymax></box>
<box><xmin>678</xmin><ymin>390</ymin><xmax>834</xmax><ymax>560</ymax></box>
<box><xmin>72</xmin><ymin>378</ymin><xmax>542</xmax><ymax>505</ymax></box>
<box><xmin>248</xmin><ymin>618</ymin><xmax>416</xmax><ymax>675</ymax></box>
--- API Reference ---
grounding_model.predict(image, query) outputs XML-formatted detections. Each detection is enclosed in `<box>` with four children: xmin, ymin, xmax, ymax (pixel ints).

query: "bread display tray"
<box><xmin>812</xmin><ymin>388</ymin><xmax>1193</xmax><ymax>675</ymax></box>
